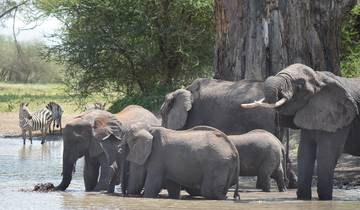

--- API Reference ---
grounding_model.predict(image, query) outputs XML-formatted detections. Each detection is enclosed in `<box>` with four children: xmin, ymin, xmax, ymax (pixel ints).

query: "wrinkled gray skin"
<box><xmin>55</xmin><ymin>105</ymin><xmax>160</xmax><ymax>192</ymax></box>
<box><xmin>109</xmin><ymin>105</ymin><xmax>160</xmax><ymax>193</ymax></box>
<box><xmin>161</xmin><ymin>78</ymin><xmax>277</xmax><ymax>135</ymax></box>
<box><xmin>124</xmin><ymin>125</ymin><xmax>240</xmax><ymax>200</ymax></box>
<box><xmin>262</xmin><ymin>63</ymin><xmax>360</xmax><ymax>200</ymax></box>
<box><xmin>229</xmin><ymin>130</ymin><xmax>289</xmax><ymax>192</ymax></box>
<box><xmin>161</xmin><ymin>78</ymin><xmax>297</xmax><ymax>188</ymax></box>
<box><xmin>55</xmin><ymin>110</ymin><xmax>123</xmax><ymax>191</ymax></box>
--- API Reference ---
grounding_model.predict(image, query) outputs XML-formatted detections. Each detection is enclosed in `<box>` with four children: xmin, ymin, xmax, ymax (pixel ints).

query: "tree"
<box><xmin>39</xmin><ymin>0</ymin><xmax>214</xmax><ymax>97</ymax></box>
<box><xmin>0</xmin><ymin>36</ymin><xmax>63</xmax><ymax>83</ymax></box>
<box><xmin>214</xmin><ymin>0</ymin><xmax>357</xmax><ymax>81</ymax></box>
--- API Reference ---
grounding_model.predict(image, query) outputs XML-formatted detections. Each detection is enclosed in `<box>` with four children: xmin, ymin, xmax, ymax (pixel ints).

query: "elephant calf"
<box><xmin>125</xmin><ymin>125</ymin><xmax>240</xmax><ymax>200</ymax></box>
<box><xmin>229</xmin><ymin>129</ymin><xmax>290</xmax><ymax>192</ymax></box>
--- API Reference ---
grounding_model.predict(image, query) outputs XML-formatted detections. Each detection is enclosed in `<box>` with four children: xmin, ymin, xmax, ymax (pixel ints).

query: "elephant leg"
<box><xmin>143</xmin><ymin>168</ymin><xmax>164</xmax><ymax>198</ymax></box>
<box><xmin>315</xmin><ymin>128</ymin><xmax>349</xmax><ymax>200</ymax></box>
<box><xmin>201</xmin><ymin>166</ymin><xmax>228</xmax><ymax>200</ymax></box>
<box><xmin>257</xmin><ymin>174</ymin><xmax>271</xmax><ymax>192</ymax></box>
<box><xmin>107</xmin><ymin>162</ymin><xmax>118</xmax><ymax>193</ymax></box>
<box><xmin>84</xmin><ymin>156</ymin><xmax>100</xmax><ymax>191</ymax></box>
<box><xmin>271</xmin><ymin>166</ymin><xmax>287</xmax><ymax>192</ymax></box>
<box><xmin>94</xmin><ymin>153</ymin><xmax>110</xmax><ymax>191</ymax></box>
<box><xmin>296</xmin><ymin>130</ymin><xmax>316</xmax><ymax>200</ymax></box>
<box><xmin>165</xmin><ymin>180</ymin><xmax>181</xmax><ymax>199</ymax></box>
<box><xmin>256</xmin><ymin>179</ymin><xmax>262</xmax><ymax>189</ymax></box>
<box><xmin>257</xmin><ymin>162</ymin><xmax>274</xmax><ymax>192</ymax></box>
<box><xmin>128</xmin><ymin>163</ymin><xmax>146</xmax><ymax>196</ymax></box>
<box><xmin>287</xmin><ymin>167</ymin><xmax>298</xmax><ymax>189</ymax></box>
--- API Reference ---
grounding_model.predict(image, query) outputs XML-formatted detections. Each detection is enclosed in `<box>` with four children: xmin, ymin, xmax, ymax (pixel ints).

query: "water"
<box><xmin>0</xmin><ymin>137</ymin><xmax>359</xmax><ymax>210</ymax></box>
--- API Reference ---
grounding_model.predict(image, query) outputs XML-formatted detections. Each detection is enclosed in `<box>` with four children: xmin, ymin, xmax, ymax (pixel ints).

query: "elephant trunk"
<box><xmin>55</xmin><ymin>150</ymin><xmax>77</xmax><ymax>191</ymax></box>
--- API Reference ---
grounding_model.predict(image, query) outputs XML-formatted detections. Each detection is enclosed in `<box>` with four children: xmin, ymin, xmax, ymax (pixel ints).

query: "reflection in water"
<box><xmin>0</xmin><ymin>137</ymin><xmax>359</xmax><ymax>210</ymax></box>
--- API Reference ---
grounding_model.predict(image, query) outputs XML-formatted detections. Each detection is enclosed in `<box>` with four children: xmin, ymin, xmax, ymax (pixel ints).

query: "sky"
<box><xmin>0</xmin><ymin>15</ymin><xmax>62</xmax><ymax>44</ymax></box>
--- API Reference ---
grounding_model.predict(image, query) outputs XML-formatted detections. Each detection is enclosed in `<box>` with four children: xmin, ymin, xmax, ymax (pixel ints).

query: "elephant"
<box><xmin>55</xmin><ymin>105</ymin><xmax>160</xmax><ymax>192</ymax></box>
<box><xmin>123</xmin><ymin>125</ymin><xmax>240</xmax><ymax>200</ymax></box>
<box><xmin>229</xmin><ymin>129</ymin><xmax>291</xmax><ymax>192</ymax></box>
<box><xmin>160</xmin><ymin>78</ymin><xmax>297</xmax><ymax>188</ymax></box>
<box><xmin>55</xmin><ymin>110</ymin><xmax>123</xmax><ymax>191</ymax></box>
<box><xmin>241</xmin><ymin>63</ymin><xmax>360</xmax><ymax>200</ymax></box>
<box><xmin>161</xmin><ymin>78</ymin><xmax>278</xmax><ymax>135</ymax></box>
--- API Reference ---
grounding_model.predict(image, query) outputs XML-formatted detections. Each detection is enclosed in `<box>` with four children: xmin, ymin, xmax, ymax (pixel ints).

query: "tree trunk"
<box><xmin>214</xmin><ymin>0</ymin><xmax>356</xmax><ymax>81</ymax></box>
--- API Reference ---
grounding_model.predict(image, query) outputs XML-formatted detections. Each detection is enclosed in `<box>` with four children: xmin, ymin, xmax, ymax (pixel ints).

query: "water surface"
<box><xmin>0</xmin><ymin>137</ymin><xmax>359</xmax><ymax>210</ymax></box>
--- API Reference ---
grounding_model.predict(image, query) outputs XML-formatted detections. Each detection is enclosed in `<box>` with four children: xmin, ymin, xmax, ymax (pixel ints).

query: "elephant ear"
<box><xmin>160</xmin><ymin>89</ymin><xmax>192</xmax><ymax>129</ymax></box>
<box><xmin>294</xmin><ymin>76</ymin><xmax>358</xmax><ymax>132</ymax></box>
<box><xmin>89</xmin><ymin>112</ymin><xmax>123</xmax><ymax>157</ymax></box>
<box><xmin>126</xmin><ymin>128</ymin><xmax>153</xmax><ymax>166</ymax></box>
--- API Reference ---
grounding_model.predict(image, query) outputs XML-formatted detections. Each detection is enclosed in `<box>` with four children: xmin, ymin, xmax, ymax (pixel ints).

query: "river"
<box><xmin>0</xmin><ymin>137</ymin><xmax>359</xmax><ymax>210</ymax></box>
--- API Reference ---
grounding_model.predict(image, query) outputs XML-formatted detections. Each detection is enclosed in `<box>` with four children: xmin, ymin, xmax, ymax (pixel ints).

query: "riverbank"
<box><xmin>0</xmin><ymin>112</ymin><xmax>76</xmax><ymax>137</ymax></box>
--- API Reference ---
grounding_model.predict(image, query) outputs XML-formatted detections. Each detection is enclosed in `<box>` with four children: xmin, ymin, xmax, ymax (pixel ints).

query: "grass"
<box><xmin>0</xmin><ymin>82</ymin><xmax>111</xmax><ymax>115</ymax></box>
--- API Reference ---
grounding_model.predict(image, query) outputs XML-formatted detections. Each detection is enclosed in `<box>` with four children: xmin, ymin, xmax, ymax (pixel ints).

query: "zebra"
<box><xmin>85</xmin><ymin>102</ymin><xmax>106</xmax><ymax>111</ymax></box>
<box><xmin>19</xmin><ymin>103</ymin><xmax>53</xmax><ymax>145</ymax></box>
<box><xmin>46</xmin><ymin>102</ymin><xmax>64</xmax><ymax>134</ymax></box>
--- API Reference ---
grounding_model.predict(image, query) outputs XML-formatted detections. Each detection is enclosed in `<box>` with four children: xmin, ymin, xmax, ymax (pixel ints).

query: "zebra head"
<box><xmin>46</xmin><ymin>102</ymin><xmax>64</xmax><ymax>128</ymax></box>
<box><xmin>19</xmin><ymin>103</ymin><xmax>32</xmax><ymax>129</ymax></box>
<box><xmin>19</xmin><ymin>103</ymin><xmax>32</xmax><ymax>120</ymax></box>
<box><xmin>85</xmin><ymin>102</ymin><xmax>106</xmax><ymax>111</ymax></box>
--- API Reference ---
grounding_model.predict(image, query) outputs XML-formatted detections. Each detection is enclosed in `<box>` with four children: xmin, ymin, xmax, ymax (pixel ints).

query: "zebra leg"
<box><xmin>49</xmin><ymin>123</ymin><xmax>52</xmax><ymax>135</ymax></box>
<box><xmin>22</xmin><ymin>129</ymin><xmax>26</xmax><ymax>145</ymax></box>
<box><xmin>29</xmin><ymin>130</ymin><xmax>33</xmax><ymax>144</ymax></box>
<box><xmin>41</xmin><ymin>127</ymin><xmax>48</xmax><ymax>144</ymax></box>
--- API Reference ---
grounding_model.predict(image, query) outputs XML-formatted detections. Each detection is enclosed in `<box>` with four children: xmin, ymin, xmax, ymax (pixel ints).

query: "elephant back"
<box><xmin>115</xmin><ymin>105</ymin><xmax>160</xmax><ymax>128</ymax></box>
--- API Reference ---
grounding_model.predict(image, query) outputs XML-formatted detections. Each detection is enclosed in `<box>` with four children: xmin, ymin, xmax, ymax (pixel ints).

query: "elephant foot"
<box><xmin>278</xmin><ymin>187</ymin><xmax>287</xmax><ymax>192</ymax></box>
<box><xmin>296</xmin><ymin>190</ymin><xmax>312</xmax><ymax>200</ymax></box>
<box><xmin>317</xmin><ymin>189</ymin><xmax>333</xmax><ymax>200</ymax></box>
<box><xmin>184</xmin><ymin>187</ymin><xmax>201</xmax><ymax>196</ymax></box>
<box><xmin>287</xmin><ymin>172</ymin><xmax>298</xmax><ymax>189</ymax></box>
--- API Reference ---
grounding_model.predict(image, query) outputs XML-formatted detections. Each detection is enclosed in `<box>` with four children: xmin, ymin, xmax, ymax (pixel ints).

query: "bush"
<box><xmin>341</xmin><ymin>3</ymin><xmax>360</xmax><ymax>78</ymax></box>
<box><xmin>108</xmin><ymin>85</ymin><xmax>175</xmax><ymax>114</ymax></box>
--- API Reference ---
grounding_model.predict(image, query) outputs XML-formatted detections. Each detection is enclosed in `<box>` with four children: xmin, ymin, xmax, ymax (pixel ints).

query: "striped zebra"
<box><xmin>19</xmin><ymin>103</ymin><xmax>53</xmax><ymax>145</ymax></box>
<box><xmin>46</xmin><ymin>102</ymin><xmax>64</xmax><ymax>134</ymax></box>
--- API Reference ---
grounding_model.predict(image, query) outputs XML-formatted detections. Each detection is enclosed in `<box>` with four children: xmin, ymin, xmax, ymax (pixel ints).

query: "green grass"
<box><xmin>0</xmin><ymin>82</ymin><xmax>110</xmax><ymax>115</ymax></box>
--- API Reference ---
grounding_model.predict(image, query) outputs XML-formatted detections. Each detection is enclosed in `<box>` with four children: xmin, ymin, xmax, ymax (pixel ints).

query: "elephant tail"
<box><xmin>281</xmin><ymin>146</ymin><xmax>288</xmax><ymax>188</ymax></box>
<box><xmin>233</xmin><ymin>155</ymin><xmax>240</xmax><ymax>200</ymax></box>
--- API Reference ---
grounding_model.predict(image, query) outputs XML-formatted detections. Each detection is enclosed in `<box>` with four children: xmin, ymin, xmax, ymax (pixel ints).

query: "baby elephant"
<box><xmin>125</xmin><ymin>125</ymin><xmax>240</xmax><ymax>200</ymax></box>
<box><xmin>229</xmin><ymin>129</ymin><xmax>289</xmax><ymax>192</ymax></box>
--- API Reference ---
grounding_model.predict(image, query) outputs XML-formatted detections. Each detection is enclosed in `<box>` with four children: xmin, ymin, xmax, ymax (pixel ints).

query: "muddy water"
<box><xmin>0</xmin><ymin>137</ymin><xmax>359</xmax><ymax>210</ymax></box>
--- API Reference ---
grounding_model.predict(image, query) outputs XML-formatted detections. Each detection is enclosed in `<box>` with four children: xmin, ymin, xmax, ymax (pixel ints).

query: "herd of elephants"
<box><xmin>44</xmin><ymin>64</ymin><xmax>360</xmax><ymax>201</ymax></box>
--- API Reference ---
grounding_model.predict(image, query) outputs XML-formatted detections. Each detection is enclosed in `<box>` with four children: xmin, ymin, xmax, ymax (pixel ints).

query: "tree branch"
<box><xmin>0</xmin><ymin>1</ymin><xmax>28</xmax><ymax>19</ymax></box>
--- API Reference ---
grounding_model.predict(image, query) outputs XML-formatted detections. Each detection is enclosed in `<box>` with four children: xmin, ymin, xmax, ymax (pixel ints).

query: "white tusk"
<box><xmin>241</xmin><ymin>97</ymin><xmax>287</xmax><ymax>109</ymax></box>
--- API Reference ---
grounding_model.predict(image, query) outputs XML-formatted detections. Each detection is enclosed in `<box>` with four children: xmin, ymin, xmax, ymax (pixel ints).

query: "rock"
<box><xmin>33</xmin><ymin>183</ymin><xmax>55</xmax><ymax>192</ymax></box>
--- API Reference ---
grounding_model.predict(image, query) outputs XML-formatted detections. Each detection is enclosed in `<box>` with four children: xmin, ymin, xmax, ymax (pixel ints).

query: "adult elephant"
<box><xmin>55</xmin><ymin>110</ymin><xmax>123</xmax><ymax>191</ymax></box>
<box><xmin>161</xmin><ymin>78</ymin><xmax>298</xmax><ymax>188</ymax></box>
<box><xmin>55</xmin><ymin>105</ymin><xmax>160</xmax><ymax>192</ymax></box>
<box><xmin>161</xmin><ymin>78</ymin><xmax>277</xmax><ymax>135</ymax></box>
<box><xmin>241</xmin><ymin>63</ymin><xmax>360</xmax><ymax>200</ymax></box>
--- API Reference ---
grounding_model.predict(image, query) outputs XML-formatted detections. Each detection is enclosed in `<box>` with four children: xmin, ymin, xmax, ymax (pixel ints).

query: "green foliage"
<box><xmin>341</xmin><ymin>2</ymin><xmax>360</xmax><ymax>78</ymax></box>
<box><xmin>38</xmin><ymin>0</ymin><xmax>214</xmax><ymax>99</ymax></box>
<box><xmin>0</xmin><ymin>36</ymin><xmax>64</xmax><ymax>83</ymax></box>
<box><xmin>108</xmin><ymin>84</ymin><xmax>174</xmax><ymax>113</ymax></box>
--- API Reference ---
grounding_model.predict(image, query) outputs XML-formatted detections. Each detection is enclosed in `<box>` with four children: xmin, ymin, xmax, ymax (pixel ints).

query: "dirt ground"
<box><xmin>1</xmin><ymin>112</ymin><xmax>359</xmax><ymax>189</ymax></box>
<box><xmin>0</xmin><ymin>112</ymin><xmax>76</xmax><ymax>137</ymax></box>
